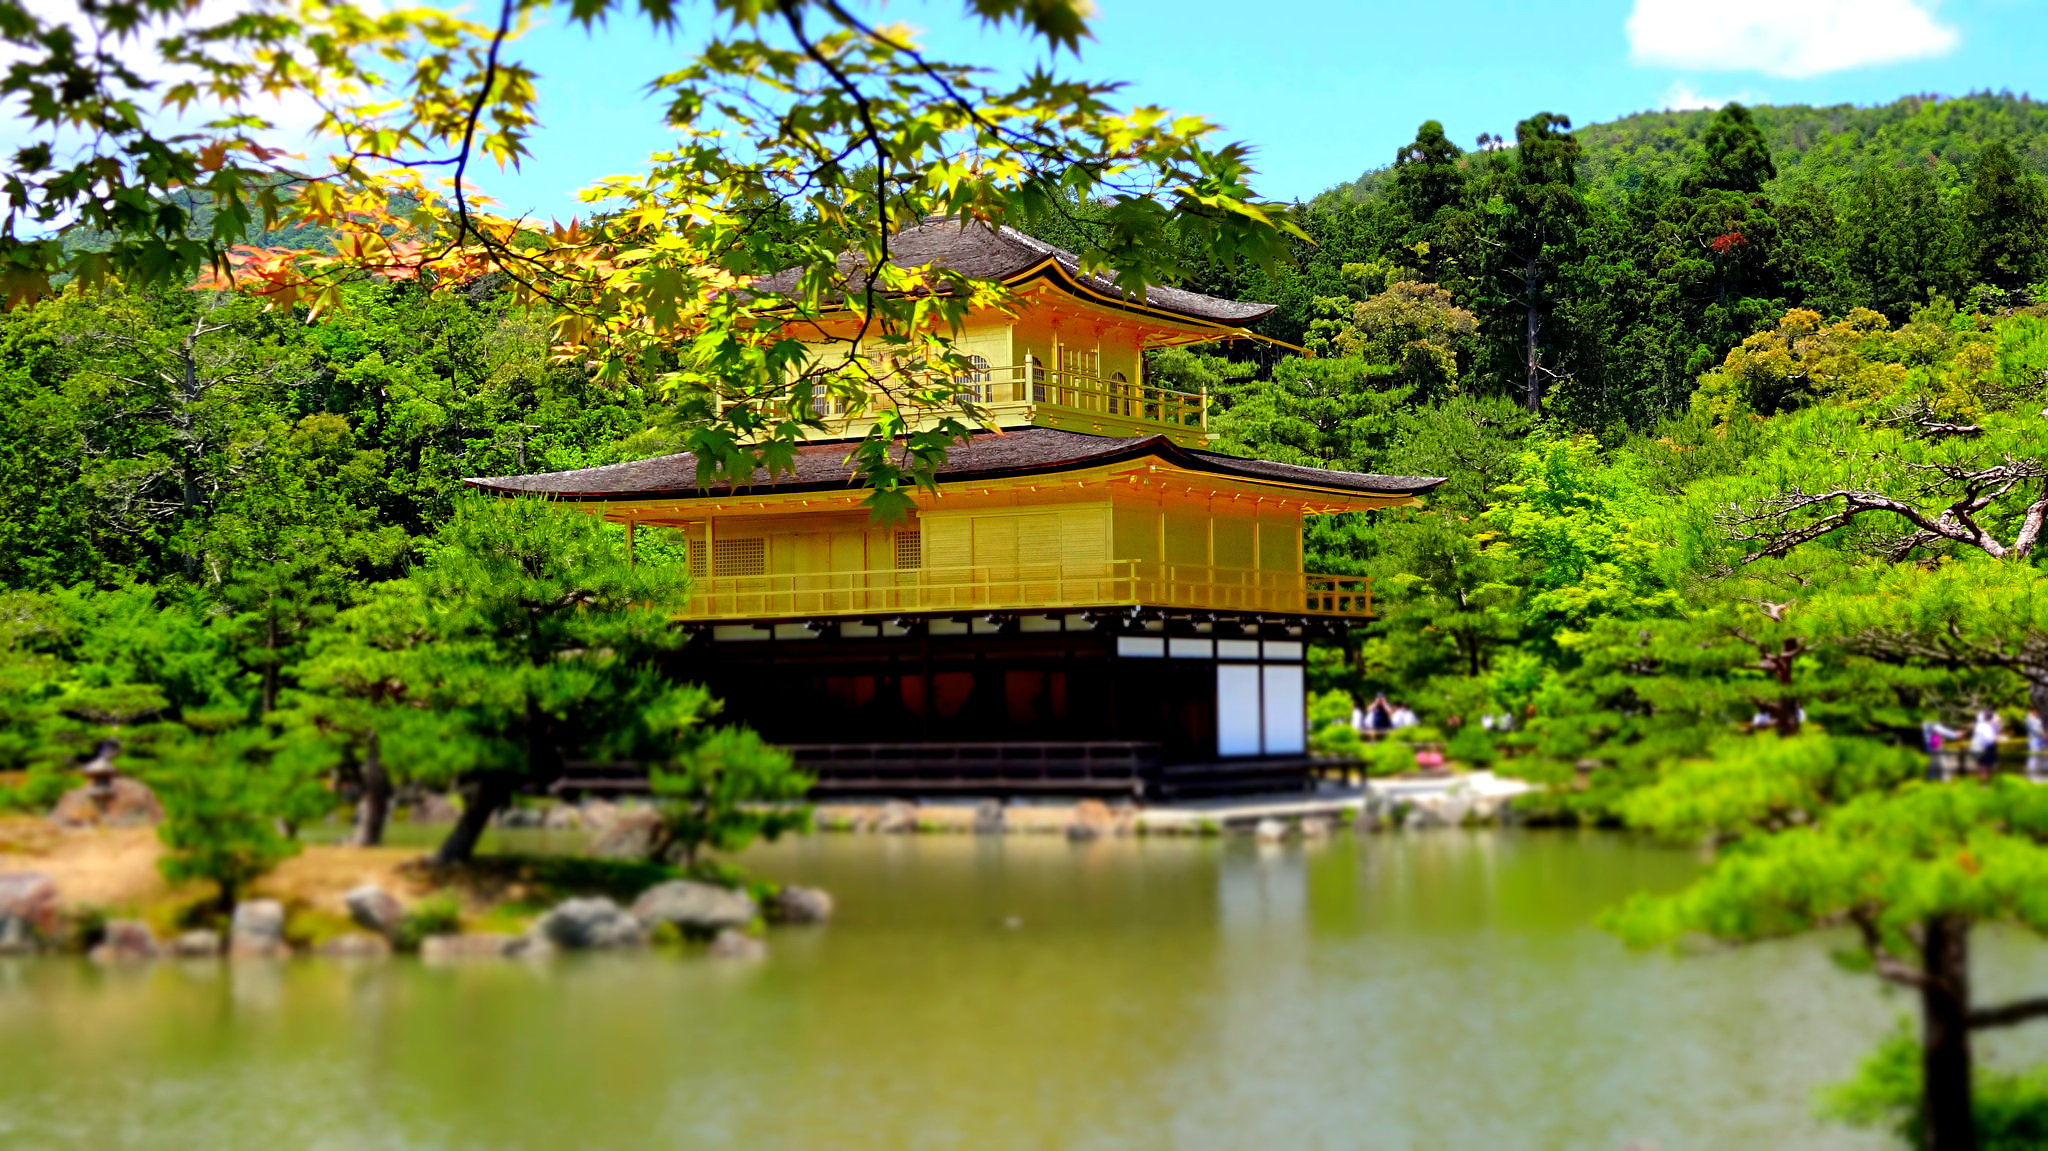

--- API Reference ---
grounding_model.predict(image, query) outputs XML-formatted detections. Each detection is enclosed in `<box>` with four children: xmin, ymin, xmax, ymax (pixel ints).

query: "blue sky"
<box><xmin>473</xmin><ymin>0</ymin><xmax>2048</xmax><ymax>219</ymax></box>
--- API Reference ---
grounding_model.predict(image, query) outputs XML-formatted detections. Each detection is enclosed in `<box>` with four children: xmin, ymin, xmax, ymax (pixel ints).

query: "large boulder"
<box><xmin>89</xmin><ymin>919</ymin><xmax>159</xmax><ymax>962</ymax></box>
<box><xmin>588</xmin><ymin>807</ymin><xmax>662</xmax><ymax>860</ymax></box>
<box><xmin>48</xmin><ymin>777</ymin><xmax>164</xmax><ymax>829</ymax></box>
<box><xmin>972</xmin><ymin>800</ymin><xmax>1006</xmax><ymax>835</ymax></box>
<box><xmin>766</xmin><ymin>885</ymin><xmax>834</xmax><ymax>925</ymax></box>
<box><xmin>0</xmin><ymin>872</ymin><xmax>58</xmax><ymax>953</ymax></box>
<box><xmin>344</xmin><ymin>884</ymin><xmax>405</xmax><ymax>939</ymax></box>
<box><xmin>535</xmin><ymin>897</ymin><xmax>645</xmax><ymax>950</ymax></box>
<box><xmin>229</xmin><ymin>899</ymin><xmax>289</xmax><ymax>958</ymax></box>
<box><xmin>630</xmin><ymin>880</ymin><xmax>757</xmax><ymax>933</ymax></box>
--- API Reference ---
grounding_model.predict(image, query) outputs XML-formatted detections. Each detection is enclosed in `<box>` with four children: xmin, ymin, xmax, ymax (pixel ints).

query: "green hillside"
<box><xmin>1324</xmin><ymin>91</ymin><xmax>2048</xmax><ymax>203</ymax></box>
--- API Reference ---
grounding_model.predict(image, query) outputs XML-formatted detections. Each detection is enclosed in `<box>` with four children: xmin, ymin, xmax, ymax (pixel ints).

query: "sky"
<box><xmin>357</xmin><ymin>0</ymin><xmax>2048</xmax><ymax>217</ymax></box>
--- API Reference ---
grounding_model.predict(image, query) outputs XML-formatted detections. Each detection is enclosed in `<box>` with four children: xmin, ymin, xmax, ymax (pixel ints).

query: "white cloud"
<box><xmin>1659</xmin><ymin>81</ymin><xmax>1767</xmax><ymax>111</ymax></box>
<box><xmin>1627</xmin><ymin>0</ymin><xmax>1961</xmax><ymax>78</ymax></box>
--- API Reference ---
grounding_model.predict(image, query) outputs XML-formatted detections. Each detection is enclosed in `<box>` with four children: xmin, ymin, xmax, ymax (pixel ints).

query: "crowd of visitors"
<box><xmin>1919</xmin><ymin>707</ymin><xmax>2048</xmax><ymax>781</ymax></box>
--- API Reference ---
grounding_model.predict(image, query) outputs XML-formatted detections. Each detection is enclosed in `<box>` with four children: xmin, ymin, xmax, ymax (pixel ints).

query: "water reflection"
<box><xmin>4</xmin><ymin>831</ymin><xmax>2044</xmax><ymax>1148</ymax></box>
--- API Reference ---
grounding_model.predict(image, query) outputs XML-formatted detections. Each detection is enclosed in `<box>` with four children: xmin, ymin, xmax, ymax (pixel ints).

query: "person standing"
<box><xmin>1971</xmin><ymin>709</ymin><xmax>2004</xmax><ymax>779</ymax></box>
<box><xmin>2029</xmin><ymin>706</ymin><xmax>2046</xmax><ymax>781</ymax></box>
<box><xmin>1364</xmin><ymin>694</ymin><xmax>1393</xmax><ymax>734</ymax></box>
<box><xmin>1923</xmin><ymin>718</ymin><xmax>1962</xmax><ymax>782</ymax></box>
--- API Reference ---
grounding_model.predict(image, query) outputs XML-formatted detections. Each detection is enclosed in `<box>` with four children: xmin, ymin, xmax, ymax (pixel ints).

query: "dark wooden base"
<box><xmin>551</xmin><ymin>744</ymin><xmax>1323</xmax><ymax>802</ymax></box>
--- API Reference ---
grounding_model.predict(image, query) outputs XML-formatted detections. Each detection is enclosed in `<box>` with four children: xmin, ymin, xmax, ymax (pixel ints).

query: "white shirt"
<box><xmin>1972</xmin><ymin>718</ymin><xmax>2001</xmax><ymax>752</ymax></box>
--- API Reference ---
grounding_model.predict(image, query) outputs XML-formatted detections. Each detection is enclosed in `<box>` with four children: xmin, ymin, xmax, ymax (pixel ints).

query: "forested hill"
<box><xmin>1323</xmin><ymin>92</ymin><xmax>2048</xmax><ymax>203</ymax></box>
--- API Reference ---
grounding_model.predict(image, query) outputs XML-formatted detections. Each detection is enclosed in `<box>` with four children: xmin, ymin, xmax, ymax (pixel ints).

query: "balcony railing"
<box><xmin>677</xmin><ymin>561</ymin><xmax>1371</xmax><ymax>620</ymax></box>
<box><xmin>810</xmin><ymin>362</ymin><xmax>1208</xmax><ymax>439</ymax></box>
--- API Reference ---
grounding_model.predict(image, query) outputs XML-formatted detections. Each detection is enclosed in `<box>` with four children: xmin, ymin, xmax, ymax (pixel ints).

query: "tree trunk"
<box><xmin>347</xmin><ymin>731</ymin><xmax>390</xmax><ymax>848</ymax></box>
<box><xmin>261</xmin><ymin>608</ymin><xmax>278</xmax><ymax>715</ymax></box>
<box><xmin>1523</xmin><ymin>257</ymin><xmax>1544</xmax><ymax>413</ymax></box>
<box><xmin>433</xmin><ymin>775</ymin><xmax>511</xmax><ymax>865</ymax></box>
<box><xmin>1921</xmin><ymin>914</ymin><xmax>1977</xmax><ymax>1151</ymax></box>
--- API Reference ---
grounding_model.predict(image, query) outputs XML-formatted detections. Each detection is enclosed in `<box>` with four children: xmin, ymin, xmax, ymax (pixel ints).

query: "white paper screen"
<box><xmin>1261</xmin><ymin>664</ymin><xmax>1305</xmax><ymax>754</ymax></box>
<box><xmin>1216</xmin><ymin>664</ymin><xmax>1262</xmax><ymax>756</ymax></box>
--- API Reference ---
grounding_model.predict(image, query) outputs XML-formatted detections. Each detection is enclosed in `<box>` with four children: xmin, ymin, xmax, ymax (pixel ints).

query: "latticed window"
<box><xmin>954</xmin><ymin>355</ymin><xmax>993</xmax><ymax>404</ymax></box>
<box><xmin>894</xmin><ymin>530</ymin><xmax>922</xmax><ymax>570</ymax></box>
<box><xmin>713</xmin><ymin>537</ymin><xmax>766</xmax><ymax>577</ymax></box>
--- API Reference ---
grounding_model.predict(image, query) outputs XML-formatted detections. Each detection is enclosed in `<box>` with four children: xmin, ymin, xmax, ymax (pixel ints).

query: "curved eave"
<box><xmin>746</xmin><ymin>256</ymin><xmax>1276</xmax><ymax>339</ymax></box>
<box><xmin>464</xmin><ymin>435</ymin><xmax>1444</xmax><ymax>506</ymax></box>
<box><xmin>997</xmin><ymin>257</ymin><xmax>1277</xmax><ymax>339</ymax></box>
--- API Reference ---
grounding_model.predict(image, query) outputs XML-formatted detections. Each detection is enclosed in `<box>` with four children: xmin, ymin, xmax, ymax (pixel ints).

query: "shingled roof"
<box><xmin>753</xmin><ymin>217</ymin><xmax>1276</xmax><ymax>327</ymax></box>
<box><xmin>466</xmin><ymin>426</ymin><xmax>1443</xmax><ymax>501</ymax></box>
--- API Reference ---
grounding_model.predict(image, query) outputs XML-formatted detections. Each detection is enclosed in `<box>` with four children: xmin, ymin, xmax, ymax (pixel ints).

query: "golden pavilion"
<box><xmin>469</xmin><ymin>218</ymin><xmax>1443</xmax><ymax>798</ymax></box>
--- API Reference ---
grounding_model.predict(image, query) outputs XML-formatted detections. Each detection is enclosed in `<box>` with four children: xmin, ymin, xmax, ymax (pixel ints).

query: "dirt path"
<box><xmin>0</xmin><ymin>817</ymin><xmax>432</xmax><ymax>915</ymax></box>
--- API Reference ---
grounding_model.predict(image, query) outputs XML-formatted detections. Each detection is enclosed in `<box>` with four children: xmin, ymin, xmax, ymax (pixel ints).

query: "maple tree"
<box><xmin>3</xmin><ymin>0</ymin><xmax>1296</xmax><ymax>516</ymax></box>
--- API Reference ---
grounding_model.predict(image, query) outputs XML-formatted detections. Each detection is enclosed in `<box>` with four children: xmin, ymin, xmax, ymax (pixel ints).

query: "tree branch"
<box><xmin>1970</xmin><ymin>996</ymin><xmax>2048</xmax><ymax>1030</ymax></box>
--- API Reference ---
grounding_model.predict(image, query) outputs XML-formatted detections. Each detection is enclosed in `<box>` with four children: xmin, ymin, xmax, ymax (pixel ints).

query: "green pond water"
<box><xmin>5</xmin><ymin>829</ymin><xmax>2048</xmax><ymax>1149</ymax></box>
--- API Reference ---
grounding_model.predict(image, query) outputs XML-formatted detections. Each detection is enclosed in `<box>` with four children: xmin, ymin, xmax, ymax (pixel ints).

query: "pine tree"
<box><xmin>1681</xmin><ymin>103</ymin><xmax>1776</xmax><ymax>196</ymax></box>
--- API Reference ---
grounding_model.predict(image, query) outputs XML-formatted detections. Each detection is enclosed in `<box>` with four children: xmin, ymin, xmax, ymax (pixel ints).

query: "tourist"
<box><xmin>2031</xmin><ymin>706</ymin><xmax>2047</xmax><ymax>781</ymax></box>
<box><xmin>1390</xmin><ymin>703</ymin><xmax>1419</xmax><ymax>729</ymax></box>
<box><xmin>1923</xmin><ymin>718</ymin><xmax>1963</xmax><ymax>781</ymax></box>
<box><xmin>1971</xmin><ymin>709</ymin><xmax>2003</xmax><ymax>778</ymax></box>
<box><xmin>1362</xmin><ymin>694</ymin><xmax>1394</xmax><ymax>733</ymax></box>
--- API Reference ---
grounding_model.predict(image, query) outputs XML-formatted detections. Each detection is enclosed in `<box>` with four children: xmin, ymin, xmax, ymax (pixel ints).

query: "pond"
<box><xmin>3</xmin><ymin>829</ymin><xmax>2048</xmax><ymax>1149</ymax></box>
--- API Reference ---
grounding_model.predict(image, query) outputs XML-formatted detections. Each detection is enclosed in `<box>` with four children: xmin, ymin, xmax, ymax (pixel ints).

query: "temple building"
<box><xmin>469</xmin><ymin>219</ymin><xmax>1443</xmax><ymax>799</ymax></box>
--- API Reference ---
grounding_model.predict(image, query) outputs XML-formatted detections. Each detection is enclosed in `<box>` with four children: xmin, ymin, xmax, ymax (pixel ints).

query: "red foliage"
<box><xmin>1709</xmin><ymin>230</ymin><xmax>1746</xmax><ymax>254</ymax></box>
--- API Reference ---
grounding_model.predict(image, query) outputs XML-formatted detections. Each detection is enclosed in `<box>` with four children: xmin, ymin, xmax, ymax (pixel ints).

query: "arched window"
<box><xmin>1110</xmin><ymin>370</ymin><xmax>1130</xmax><ymax>417</ymax></box>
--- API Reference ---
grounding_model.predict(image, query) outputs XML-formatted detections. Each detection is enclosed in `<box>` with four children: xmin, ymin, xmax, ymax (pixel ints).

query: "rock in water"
<box><xmin>169</xmin><ymin>930</ymin><xmax>222</xmax><ymax>958</ymax></box>
<box><xmin>1067</xmin><ymin>799</ymin><xmax>1117</xmax><ymax>841</ymax></box>
<box><xmin>707</xmin><ymin>928</ymin><xmax>768</xmax><ymax>959</ymax></box>
<box><xmin>48</xmin><ymin>778</ymin><xmax>165</xmax><ymax>829</ymax></box>
<box><xmin>536</xmin><ymin>897</ymin><xmax>646</xmax><ymax>949</ymax></box>
<box><xmin>1254</xmin><ymin>818</ymin><xmax>1289</xmax><ymax>843</ymax></box>
<box><xmin>630</xmin><ymin>880</ymin><xmax>757</xmax><ymax>933</ymax></box>
<box><xmin>767</xmin><ymin>885</ymin><xmax>834</xmax><ymax>925</ymax></box>
<box><xmin>972</xmin><ymin>799</ymin><xmax>1006</xmax><ymax>835</ymax></box>
<box><xmin>316</xmin><ymin>933</ymin><xmax>393</xmax><ymax>959</ymax></box>
<box><xmin>90</xmin><ymin>919</ymin><xmax>159</xmax><ymax>962</ymax></box>
<box><xmin>0</xmin><ymin>872</ymin><xmax>58</xmax><ymax>953</ymax></box>
<box><xmin>875</xmin><ymin>800</ymin><xmax>919</xmax><ymax>834</ymax></box>
<box><xmin>587</xmin><ymin>806</ymin><xmax>662</xmax><ymax>859</ymax></box>
<box><xmin>229</xmin><ymin>899</ymin><xmax>289</xmax><ymax>958</ymax></box>
<box><xmin>344</xmin><ymin>884</ymin><xmax>405</xmax><ymax>939</ymax></box>
<box><xmin>420</xmin><ymin>933</ymin><xmax>520</xmax><ymax>962</ymax></box>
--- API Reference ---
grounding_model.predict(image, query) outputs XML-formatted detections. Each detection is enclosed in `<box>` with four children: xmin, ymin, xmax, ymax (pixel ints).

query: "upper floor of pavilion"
<box><xmin>755</xmin><ymin>217</ymin><xmax>1284</xmax><ymax>449</ymax></box>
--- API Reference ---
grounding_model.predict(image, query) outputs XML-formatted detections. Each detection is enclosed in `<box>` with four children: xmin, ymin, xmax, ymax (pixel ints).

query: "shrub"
<box><xmin>396</xmin><ymin>893</ymin><xmax>462</xmax><ymax>951</ymax></box>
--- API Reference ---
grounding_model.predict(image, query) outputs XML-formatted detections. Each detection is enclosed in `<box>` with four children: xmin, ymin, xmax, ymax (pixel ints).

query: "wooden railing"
<box><xmin>678</xmin><ymin>561</ymin><xmax>1371</xmax><ymax>620</ymax></box>
<box><xmin>810</xmin><ymin>362</ymin><xmax>1208</xmax><ymax>438</ymax></box>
